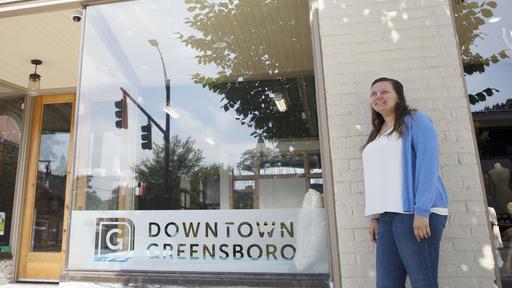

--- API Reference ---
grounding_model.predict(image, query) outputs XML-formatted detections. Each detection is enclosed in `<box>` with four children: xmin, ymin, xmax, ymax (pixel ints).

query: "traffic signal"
<box><xmin>141</xmin><ymin>120</ymin><xmax>152</xmax><ymax>150</ymax></box>
<box><xmin>114</xmin><ymin>95</ymin><xmax>128</xmax><ymax>129</ymax></box>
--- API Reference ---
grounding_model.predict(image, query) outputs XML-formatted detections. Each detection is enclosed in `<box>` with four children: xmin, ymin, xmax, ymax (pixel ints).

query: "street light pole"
<box><xmin>149</xmin><ymin>39</ymin><xmax>171</xmax><ymax>209</ymax></box>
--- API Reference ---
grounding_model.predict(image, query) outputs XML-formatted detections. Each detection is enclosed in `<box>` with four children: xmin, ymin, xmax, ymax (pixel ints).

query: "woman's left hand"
<box><xmin>413</xmin><ymin>214</ymin><xmax>431</xmax><ymax>241</ymax></box>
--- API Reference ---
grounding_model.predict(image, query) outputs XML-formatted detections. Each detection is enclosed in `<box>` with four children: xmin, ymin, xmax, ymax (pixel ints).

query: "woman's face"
<box><xmin>370</xmin><ymin>81</ymin><xmax>399</xmax><ymax>117</ymax></box>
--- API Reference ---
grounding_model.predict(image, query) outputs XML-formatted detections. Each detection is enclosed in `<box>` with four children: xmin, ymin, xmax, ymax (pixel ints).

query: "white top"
<box><xmin>363</xmin><ymin>130</ymin><xmax>448</xmax><ymax>218</ymax></box>
<box><xmin>363</xmin><ymin>130</ymin><xmax>404</xmax><ymax>218</ymax></box>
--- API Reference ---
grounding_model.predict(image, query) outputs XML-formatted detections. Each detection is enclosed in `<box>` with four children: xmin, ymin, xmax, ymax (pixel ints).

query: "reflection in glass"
<box><xmin>72</xmin><ymin>0</ymin><xmax>330</xmax><ymax>275</ymax></box>
<box><xmin>310</xmin><ymin>178</ymin><xmax>324</xmax><ymax>194</ymax></box>
<box><xmin>32</xmin><ymin>103</ymin><xmax>71</xmax><ymax>252</ymax></box>
<box><xmin>234</xmin><ymin>180</ymin><xmax>255</xmax><ymax>190</ymax></box>
<box><xmin>74</xmin><ymin>0</ymin><xmax>322</xmax><ymax>211</ymax></box>
<box><xmin>454</xmin><ymin>0</ymin><xmax>511</xmax><ymax>112</ymax></box>
<box><xmin>454</xmin><ymin>0</ymin><xmax>512</xmax><ymax>284</ymax></box>
<box><xmin>233</xmin><ymin>191</ymin><xmax>253</xmax><ymax>209</ymax></box>
<box><xmin>0</xmin><ymin>94</ymin><xmax>24</xmax><ymax>247</ymax></box>
<box><xmin>259</xmin><ymin>154</ymin><xmax>305</xmax><ymax>175</ymax></box>
<box><xmin>309</xmin><ymin>154</ymin><xmax>322</xmax><ymax>174</ymax></box>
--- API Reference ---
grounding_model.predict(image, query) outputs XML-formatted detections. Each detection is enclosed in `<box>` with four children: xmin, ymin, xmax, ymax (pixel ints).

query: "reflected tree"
<box><xmin>238</xmin><ymin>149</ymin><xmax>278</xmax><ymax>173</ymax></box>
<box><xmin>453</xmin><ymin>0</ymin><xmax>509</xmax><ymax>105</ymax></box>
<box><xmin>237</xmin><ymin>137</ymin><xmax>280</xmax><ymax>173</ymax></box>
<box><xmin>473</xmin><ymin>121</ymin><xmax>491</xmax><ymax>152</ymax></box>
<box><xmin>176</xmin><ymin>0</ymin><xmax>318</xmax><ymax>141</ymax></box>
<box><xmin>483</xmin><ymin>98</ymin><xmax>512</xmax><ymax>111</ymax></box>
<box><xmin>83</xmin><ymin>175</ymin><xmax>104</xmax><ymax>210</ymax></box>
<box><xmin>134</xmin><ymin>136</ymin><xmax>205</xmax><ymax>209</ymax></box>
<box><xmin>237</xmin><ymin>143</ymin><xmax>305</xmax><ymax>175</ymax></box>
<box><xmin>76</xmin><ymin>174</ymin><xmax>113</xmax><ymax>210</ymax></box>
<box><xmin>190</xmin><ymin>163</ymin><xmax>223</xmax><ymax>209</ymax></box>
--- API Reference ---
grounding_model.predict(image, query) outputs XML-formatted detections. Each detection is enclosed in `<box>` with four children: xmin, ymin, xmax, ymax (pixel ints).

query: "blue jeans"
<box><xmin>376</xmin><ymin>212</ymin><xmax>447</xmax><ymax>288</ymax></box>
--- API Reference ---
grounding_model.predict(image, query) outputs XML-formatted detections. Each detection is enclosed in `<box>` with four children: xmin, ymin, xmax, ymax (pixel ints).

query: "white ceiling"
<box><xmin>0</xmin><ymin>8</ymin><xmax>81</xmax><ymax>93</ymax></box>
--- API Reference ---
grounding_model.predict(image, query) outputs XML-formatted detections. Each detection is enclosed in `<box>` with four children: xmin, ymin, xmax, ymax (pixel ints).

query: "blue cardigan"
<box><xmin>402</xmin><ymin>112</ymin><xmax>448</xmax><ymax>217</ymax></box>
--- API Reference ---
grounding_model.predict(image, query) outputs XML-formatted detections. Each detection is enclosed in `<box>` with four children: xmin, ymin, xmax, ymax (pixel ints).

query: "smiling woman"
<box><xmin>67</xmin><ymin>0</ymin><xmax>330</xmax><ymax>281</ymax></box>
<box><xmin>362</xmin><ymin>78</ymin><xmax>448</xmax><ymax>287</ymax></box>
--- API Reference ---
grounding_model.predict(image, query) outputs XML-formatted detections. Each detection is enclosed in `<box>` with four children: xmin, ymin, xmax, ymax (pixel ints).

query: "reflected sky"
<box><xmin>465</xmin><ymin>0</ymin><xmax>512</xmax><ymax>111</ymax></box>
<box><xmin>81</xmin><ymin>0</ymin><xmax>218</xmax><ymax>87</ymax></box>
<box><xmin>78</xmin><ymin>0</ymin><xmax>272</xmax><ymax>172</ymax></box>
<box><xmin>75</xmin><ymin>0</ymin><xmax>318</xmax><ymax>203</ymax></box>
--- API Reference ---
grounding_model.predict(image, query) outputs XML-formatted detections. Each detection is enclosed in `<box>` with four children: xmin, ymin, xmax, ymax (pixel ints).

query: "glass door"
<box><xmin>18</xmin><ymin>94</ymin><xmax>74</xmax><ymax>281</ymax></box>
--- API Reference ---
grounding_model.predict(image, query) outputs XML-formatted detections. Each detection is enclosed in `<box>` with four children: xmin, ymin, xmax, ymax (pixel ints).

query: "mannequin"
<box><xmin>489</xmin><ymin>163</ymin><xmax>512</xmax><ymax>214</ymax></box>
<box><xmin>484</xmin><ymin>173</ymin><xmax>495</xmax><ymax>208</ymax></box>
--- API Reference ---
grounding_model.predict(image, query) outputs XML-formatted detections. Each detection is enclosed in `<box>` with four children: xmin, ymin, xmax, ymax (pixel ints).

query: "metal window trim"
<box><xmin>63</xmin><ymin>2</ymin><xmax>86</xmax><ymax>273</ymax></box>
<box><xmin>9</xmin><ymin>94</ymin><xmax>34</xmax><ymax>282</ymax></box>
<box><xmin>308</xmin><ymin>1</ymin><xmax>342</xmax><ymax>287</ymax></box>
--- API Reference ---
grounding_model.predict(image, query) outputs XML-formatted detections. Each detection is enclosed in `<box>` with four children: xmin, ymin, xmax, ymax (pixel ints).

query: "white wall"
<box><xmin>259</xmin><ymin>178</ymin><xmax>307</xmax><ymax>209</ymax></box>
<box><xmin>317</xmin><ymin>0</ymin><xmax>497</xmax><ymax>286</ymax></box>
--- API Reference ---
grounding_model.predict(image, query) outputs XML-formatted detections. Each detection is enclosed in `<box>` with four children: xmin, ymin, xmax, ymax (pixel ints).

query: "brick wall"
<box><xmin>317</xmin><ymin>0</ymin><xmax>497</xmax><ymax>287</ymax></box>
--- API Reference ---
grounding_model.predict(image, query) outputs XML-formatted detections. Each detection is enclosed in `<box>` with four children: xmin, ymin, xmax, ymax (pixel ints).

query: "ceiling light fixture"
<box><xmin>205</xmin><ymin>137</ymin><xmax>216</xmax><ymax>145</ymax></box>
<box><xmin>27</xmin><ymin>59</ymin><xmax>42</xmax><ymax>97</ymax></box>
<box><xmin>164</xmin><ymin>105</ymin><xmax>180</xmax><ymax>119</ymax></box>
<box><xmin>271</xmin><ymin>92</ymin><xmax>288</xmax><ymax>112</ymax></box>
<box><xmin>488</xmin><ymin>17</ymin><xmax>501</xmax><ymax>23</ymax></box>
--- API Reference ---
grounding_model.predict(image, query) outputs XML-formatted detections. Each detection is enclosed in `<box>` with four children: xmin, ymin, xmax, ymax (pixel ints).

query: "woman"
<box><xmin>362</xmin><ymin>77</ymin><xmax>448</xmax><ymax>288</ymax></box>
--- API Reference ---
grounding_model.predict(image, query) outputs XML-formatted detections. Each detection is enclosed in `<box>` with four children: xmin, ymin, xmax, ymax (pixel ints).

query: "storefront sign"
<box><xmin>68</xmin><ymin>209</ymin><xmax>328</xmax><ymax>273</ymax></box>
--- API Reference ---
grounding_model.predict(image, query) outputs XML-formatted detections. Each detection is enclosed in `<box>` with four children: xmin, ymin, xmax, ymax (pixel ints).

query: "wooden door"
<box><xmin>18</xmin><ymin>94</ymin><xmax>75</xmax><ymax>281</ymax></box>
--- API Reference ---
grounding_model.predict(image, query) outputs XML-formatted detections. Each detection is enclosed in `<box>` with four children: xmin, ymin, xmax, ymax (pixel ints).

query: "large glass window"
<box><xmin>453</xmin><ymin>1</ymin><xmax>512</xmax><ymax>286</ymax></box>
<box><xmin>68</xmin><ymin>0</ymin><xmax>329</xmax><ymax>276</ymax></box>
<box><xmin>0</xmin><ymin>91</ymin><xmax>25</xmax><ymax>252</ymax></box>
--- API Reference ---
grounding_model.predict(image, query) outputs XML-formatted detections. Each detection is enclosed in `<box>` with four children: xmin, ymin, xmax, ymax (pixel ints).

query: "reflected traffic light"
<box><xmin>141</xmin><ymin>120</ymin><xmax>152</xmax><ymax>150</ymax></box>
<box><xmin>114</xmin><ymin>95</ymin><xmax>128</xmax><ymax>129</ymax></box>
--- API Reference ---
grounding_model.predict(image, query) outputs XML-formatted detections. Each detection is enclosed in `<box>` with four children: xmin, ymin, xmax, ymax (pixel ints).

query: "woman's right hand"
<box><xmin>369</xmin><ymin>218</ymin><xmax>379</xmax><ymax>243</ymax></box>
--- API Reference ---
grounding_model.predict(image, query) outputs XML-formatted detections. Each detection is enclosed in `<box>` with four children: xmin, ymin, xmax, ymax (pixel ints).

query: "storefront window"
<box><xmin>453</xmin><ymin>0</ymin><xmax>512</xmax><ymax>285</ymax></box>
<box><xmin>0</xmin><ymin>92</ymin><xmax>24</xmax><ymax>252</ymax></box>
<box><xmin>68</xmin><ymin>0</ymin><xmax>329</xmax><ymax>275</ymax></box>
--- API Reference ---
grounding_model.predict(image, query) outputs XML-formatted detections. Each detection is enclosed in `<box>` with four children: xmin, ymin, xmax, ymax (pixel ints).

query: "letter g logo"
<box><xmin>106</xmin><ymin>228</ymin><xmax>124</xmax><ymax>250</ymax></box>
<box><xmin>95</xmin><ymin>218</ymin><xmax>134</xmax><ymax>257</ymax></box>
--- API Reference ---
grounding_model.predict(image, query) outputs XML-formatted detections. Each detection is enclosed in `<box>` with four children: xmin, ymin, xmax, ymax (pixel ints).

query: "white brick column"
<box><xmin>317</xmin><ymin>0</ymin><xmax>497</xmax><ymax>287</ymax></box>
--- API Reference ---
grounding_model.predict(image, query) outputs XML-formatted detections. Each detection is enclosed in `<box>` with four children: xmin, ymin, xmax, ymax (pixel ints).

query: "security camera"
<box><xmin>71</xmin><ymin>10</ymin><xmax>82</xmax><ymax>23</ymax></box>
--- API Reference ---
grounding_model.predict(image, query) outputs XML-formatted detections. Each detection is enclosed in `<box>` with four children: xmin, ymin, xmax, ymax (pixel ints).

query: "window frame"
<box><xmin>62</xmin><ymin>1</ymin><xmax>342</xmax><ymax>287</ymax></box>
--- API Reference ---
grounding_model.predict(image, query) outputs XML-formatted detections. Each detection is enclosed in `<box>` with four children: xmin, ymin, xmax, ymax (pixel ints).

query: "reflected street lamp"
<box><xmin>149</xmin><ymin>39</ymin><xmax>172</xmax><ymax>208</ymax></box>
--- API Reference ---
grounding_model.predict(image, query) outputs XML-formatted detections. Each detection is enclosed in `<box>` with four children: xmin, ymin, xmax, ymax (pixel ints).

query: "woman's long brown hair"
<box><xmin>362</xmin><ymin>77</ymin><xmax>415</xmax><ymax>150</ymax></box>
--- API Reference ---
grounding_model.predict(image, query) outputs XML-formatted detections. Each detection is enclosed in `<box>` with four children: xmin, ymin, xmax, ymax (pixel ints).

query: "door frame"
<box><xmin>17</xmin><ymin>93</ymin><xmax>75</xmax><ymax>281</ymax></box>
